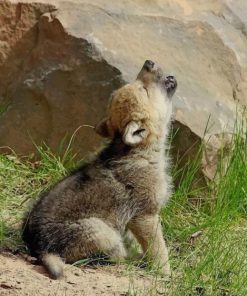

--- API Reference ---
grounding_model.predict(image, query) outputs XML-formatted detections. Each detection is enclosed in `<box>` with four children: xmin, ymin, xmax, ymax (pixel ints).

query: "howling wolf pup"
<box><xmin>22</xmin><ymin>60</ymin><xmax>177</xmax><ymax>279</ymax></box>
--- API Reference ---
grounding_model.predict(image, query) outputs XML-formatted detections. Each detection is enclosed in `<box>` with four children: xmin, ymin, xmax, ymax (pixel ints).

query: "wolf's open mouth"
<box><xmin>163</xmin><ymin>75</ymin><xmax>177</xmax><ymax>98</ymax></box>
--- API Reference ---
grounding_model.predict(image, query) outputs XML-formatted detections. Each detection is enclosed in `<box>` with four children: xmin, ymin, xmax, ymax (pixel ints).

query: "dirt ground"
<box><xmin>0</xmin><ymin>253</ymin><xmax>162</xmax><ymax>296</ymax></box>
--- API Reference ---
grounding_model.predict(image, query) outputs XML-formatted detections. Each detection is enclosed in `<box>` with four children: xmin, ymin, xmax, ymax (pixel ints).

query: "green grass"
<box><xmin>160</xmin><ymin>120</ymin><xmax>247</xmax><ymax>295</ymax></box>
<box><xmin>0</xmin><ymin>146</ymin><xmax>74</xmax><ymax>250</ymax></box>
<box><xmin>0</xmin><ymin>121</ymin><xmax>246</xmax><ymax>295</ymax></box>
<box><xmin>0</xmin><ymin>102</ymin><xmax>10</xmax><ymax>117</ymax></box>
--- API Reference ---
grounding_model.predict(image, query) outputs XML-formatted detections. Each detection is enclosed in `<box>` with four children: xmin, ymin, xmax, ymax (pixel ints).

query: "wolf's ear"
<box><xmin>95</xmin><ymin>118</ymin><xmax>110</xmax><ymax>138</ymax></box>
<box><xmin>122</xmin><ymin>121</ymin><xmax>148</xmax><ymax>146</ymax></box>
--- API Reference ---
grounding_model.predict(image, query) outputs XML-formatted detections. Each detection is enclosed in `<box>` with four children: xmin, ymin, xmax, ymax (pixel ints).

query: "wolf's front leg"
<box><xmin>128</xmin><ymin>215</ymin><xmax>171</xmax><ymax>276</ymax></box>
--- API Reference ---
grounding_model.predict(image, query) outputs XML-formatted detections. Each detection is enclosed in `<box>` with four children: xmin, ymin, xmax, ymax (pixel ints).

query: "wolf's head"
<box><xmin>96</xmin><ymin>60</ymin><xmax>177</xmax><ymax>147</ymax></box>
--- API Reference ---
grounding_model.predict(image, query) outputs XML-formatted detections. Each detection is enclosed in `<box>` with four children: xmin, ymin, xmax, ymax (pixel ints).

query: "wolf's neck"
<box><xmin>98</xmin><ymin>131</ymin><xmax>169</xmax><ymax>166</ymax></box>
<box><xmin>136</xmin><ymin>136</ymin><xmax>168</xmax><ymax>163</ymax></box>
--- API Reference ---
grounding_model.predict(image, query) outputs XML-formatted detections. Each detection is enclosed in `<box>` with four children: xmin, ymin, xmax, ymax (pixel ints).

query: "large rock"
<box><xmin>0</xmin><ymin>1</ymin><xmax>123</xmax><ymax>156</ymax></box>
<box><xmin>1</xmin><ymin>0</ymin><xmax>247</xmax><ymax>172</ymax></box>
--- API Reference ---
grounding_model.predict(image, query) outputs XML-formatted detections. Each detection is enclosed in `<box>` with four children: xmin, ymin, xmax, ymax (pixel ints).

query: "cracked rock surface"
<box><xmin>0</xmin><ymin>0</ymin><xmax>246</xmax><ymax>170</ymax></box>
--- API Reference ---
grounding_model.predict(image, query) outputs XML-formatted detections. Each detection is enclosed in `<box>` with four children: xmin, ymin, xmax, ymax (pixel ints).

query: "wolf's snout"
<box><xmin>137</xmin><ymin>60</ymin><xmax>164</xmax><ymax>84</ymax></box>
<box><xmin>144</xmin><ymin>60</ymin><xmax>155</xmax><ymax>71</ymax></box>
<box><xmin>143</xmin><ymin>60</ymin><xmax>162</xmax><ymax>76</ymax></box>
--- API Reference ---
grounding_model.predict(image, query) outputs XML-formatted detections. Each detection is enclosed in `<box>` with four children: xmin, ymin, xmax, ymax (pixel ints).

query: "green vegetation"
<box><xmin>160</xmin><ymin>123</ymin><xmax>247</xmax><ymax>295</ymax></box>
<box><xmin>0</xmin><ymin>121</ymin><xmax>246</xmax><ymax>295</ymax></box>
<box><xmin>0</xmin><ymin>146</ymin><xmax>69</xmax><ymax>250</ymax></box>
<box><xmin>0</xmin><ymin>102</ymin><xmax>10</xmax><ymax>117</ymax></box>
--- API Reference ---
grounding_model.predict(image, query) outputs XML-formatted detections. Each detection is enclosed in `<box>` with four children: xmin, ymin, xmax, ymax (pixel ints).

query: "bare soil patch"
<box><xmin>0</xmin><ymin>253</ymin><xmax>156</xmax><ymax>296</ymax></box>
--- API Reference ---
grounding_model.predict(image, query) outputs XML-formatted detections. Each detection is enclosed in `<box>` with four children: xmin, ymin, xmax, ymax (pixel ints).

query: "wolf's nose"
<box><xmin>144</xmin><ymin>60</ymin><xmax>155</xmax><ymax>71</ymax></box>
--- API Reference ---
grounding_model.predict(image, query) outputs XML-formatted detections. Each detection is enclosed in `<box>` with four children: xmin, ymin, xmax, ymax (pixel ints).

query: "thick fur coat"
<box><xmin>22</xmin><ymin>60</ymin><xmax>177</xmax><ymax>279</ymax></box>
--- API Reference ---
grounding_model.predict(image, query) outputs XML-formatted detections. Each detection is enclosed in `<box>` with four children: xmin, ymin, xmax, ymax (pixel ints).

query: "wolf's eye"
<box><xmin>143</xmin><ymin>87</ymin><xmax>149</xmax><ymax>97</ymax></box>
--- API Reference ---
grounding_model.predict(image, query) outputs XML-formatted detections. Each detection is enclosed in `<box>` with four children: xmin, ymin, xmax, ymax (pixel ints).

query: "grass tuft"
<box><xmin>0</xmin><ymin>145</ymin><xmax>73</xmax><ymax>250</ymax></box>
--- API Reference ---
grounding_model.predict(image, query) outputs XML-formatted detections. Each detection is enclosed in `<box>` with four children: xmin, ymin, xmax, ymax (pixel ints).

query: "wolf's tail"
<box><xmin>41</xmin><ymin>253</ymin><xmax>64</xmax><ymax>279</ymax></box>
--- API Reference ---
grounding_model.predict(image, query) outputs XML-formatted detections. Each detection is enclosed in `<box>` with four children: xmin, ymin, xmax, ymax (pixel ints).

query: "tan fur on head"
<box><xmin>95</xmin><ymin>61</ymin><xmax>174</xmax><ymax>147</ymax></box>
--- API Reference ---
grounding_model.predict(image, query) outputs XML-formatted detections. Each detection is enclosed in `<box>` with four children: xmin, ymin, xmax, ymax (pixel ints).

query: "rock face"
<box><xmin>0</xmin><ymin>0</ymin><xmax>247</xmax><ymax>170</ymax></box>
<box><xmin>0</xmin><ymin>1</ymin><xmax>123</xmax><ymax>156</ymax></box>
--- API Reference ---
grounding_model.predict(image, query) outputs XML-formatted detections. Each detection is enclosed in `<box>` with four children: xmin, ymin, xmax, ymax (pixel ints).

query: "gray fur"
<box><xmin>22</xmin><ymin>60</ymin><xmax>177</xmax><ymax>279</ymax></box>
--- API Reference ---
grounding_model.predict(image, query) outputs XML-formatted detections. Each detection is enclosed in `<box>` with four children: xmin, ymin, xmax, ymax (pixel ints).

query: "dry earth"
<box><xmin>0</xmin><ymin>253</ymin><xmax>161</xmax><ymax>296</ymax></box>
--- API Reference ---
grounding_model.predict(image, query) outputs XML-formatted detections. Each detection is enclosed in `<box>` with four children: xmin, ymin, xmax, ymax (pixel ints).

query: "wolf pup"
<box><xmin>22</xmin><ymin>60</ymin><xmax>177</xmax><ymax>279</ymax></box>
